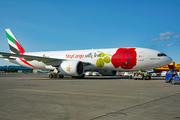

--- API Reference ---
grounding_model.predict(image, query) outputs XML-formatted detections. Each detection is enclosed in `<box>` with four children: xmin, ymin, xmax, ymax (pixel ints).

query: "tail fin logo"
<box><xmin>5</xmin><ymin>29</ymin><xmax>25</xmax><ymax>54</ymax></box>
<box><xmin>5</xmin><ymin>29</ymin><xmax>34</xmax><ymax>68</ymax></box>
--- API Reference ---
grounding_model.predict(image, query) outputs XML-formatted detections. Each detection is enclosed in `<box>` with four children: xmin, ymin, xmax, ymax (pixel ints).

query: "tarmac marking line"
<box><xmin>89</xmin><ymin>92</ymin><xmax>180</xmax><ymax>120</ymax></box>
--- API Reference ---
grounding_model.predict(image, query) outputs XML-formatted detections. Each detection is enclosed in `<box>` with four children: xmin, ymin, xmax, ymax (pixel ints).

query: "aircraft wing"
<box><xmin>0</xmin><ymin>52</ymin><xmax>64</xmax><ymax>65</ymax></box>
<box><xmin>0</xmin><ymin>52</ymin><xmax>91</xmax><ymax>66</ymax></box>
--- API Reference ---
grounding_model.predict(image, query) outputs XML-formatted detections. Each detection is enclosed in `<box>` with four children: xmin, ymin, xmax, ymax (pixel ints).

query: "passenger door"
<box><xmin>138</xmin><ymin>52</ymin><xmax>144</xmax><ymax>61</ymax></box>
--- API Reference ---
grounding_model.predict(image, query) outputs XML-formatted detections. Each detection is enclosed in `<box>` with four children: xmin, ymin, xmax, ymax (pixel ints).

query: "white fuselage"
<box><xmin>7</xmin><ymin>47</ymin><xmax>172</xmax><ymax>72</ymax></box>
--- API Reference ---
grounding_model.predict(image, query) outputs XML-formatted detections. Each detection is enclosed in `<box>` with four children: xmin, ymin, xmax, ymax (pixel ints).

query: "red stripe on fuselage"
<box><xmin>19</xmin><ymin>58</ymin><xmax>35</xmax><ymax>67</ymax></box>
<box><xmin>13</xmin><ymin>39</ymin><xmax>34</xmax><ymax>67</ymax></box>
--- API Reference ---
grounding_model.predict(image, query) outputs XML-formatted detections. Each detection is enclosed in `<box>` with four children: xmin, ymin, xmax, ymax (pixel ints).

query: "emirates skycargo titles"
<box><xmin>66</xmin><ymin>54</ymin><xmax>84</xmax><ymax>59</ymax></box>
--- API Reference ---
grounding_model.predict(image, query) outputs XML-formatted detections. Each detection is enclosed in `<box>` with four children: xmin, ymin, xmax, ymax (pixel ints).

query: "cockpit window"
<box><xmin>157</xmin><ymin>53</ymin><xmax>167</xmax><ymax>57</ymax></box>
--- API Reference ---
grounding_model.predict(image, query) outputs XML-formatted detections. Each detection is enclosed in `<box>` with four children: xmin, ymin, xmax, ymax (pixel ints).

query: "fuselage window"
<box><xmin>157</xmin><ymin>53</ymin><xmax>167</xmax><ymax>57</ymax></box>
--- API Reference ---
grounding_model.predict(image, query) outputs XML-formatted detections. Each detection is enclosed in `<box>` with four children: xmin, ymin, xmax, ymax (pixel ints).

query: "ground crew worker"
<box><xmin>144</xmin><ymin>72</ymin><xmax>148</xmax><ymax>80</ymax></box>
<box><xmin>139</xmin><ymin>70</ymin><xmax>143</xmax><ymax>80</ymax></box>
<box><xmin>144</xmin><ymin>72</ymin><xmax>147</xmax><ymax>76</ymax></box>
<box><xmin>139</xmin><ymin>70</ymin><xmax>143</xmax><ymax>74</ymax></box>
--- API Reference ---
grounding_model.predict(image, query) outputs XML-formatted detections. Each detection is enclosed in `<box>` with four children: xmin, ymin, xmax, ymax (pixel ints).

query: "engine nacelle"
<box><xmin>58</xmin><ymin>61</ymin><xmax>84</xmax><ymax>76</ymax></box>
<box><xmin>98</xmin><ymin>70</ymin><xmax>117</xmax><ymax>76</ymax></box>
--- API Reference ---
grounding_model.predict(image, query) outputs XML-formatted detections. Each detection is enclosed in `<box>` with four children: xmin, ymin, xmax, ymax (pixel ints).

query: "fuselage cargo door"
<box><xmin>138</xmin><ymin>52</ymin><xmax>144</xmax><ymax>61</ymax></box>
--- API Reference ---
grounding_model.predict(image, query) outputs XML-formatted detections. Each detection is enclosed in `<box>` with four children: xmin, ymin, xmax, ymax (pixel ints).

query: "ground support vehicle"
<box><xmin>132</xmin><ymin>72</ymin><xmax>151</xmax><ymax>80</ymax></box>
<box><xmin>151</xmin><ymin>73</ymin><xmax>161</xmax><ymax>77</ymax></box>
<box><xmin>171</xmin><ymin>75</ymin><xmax>180</xmax><ymax>85</ymax></box>
<box><xmin>165</xmin><ymin>69</ymin><xmax>180</xmax><ymax>85</ymax></box>
<box><xmin>133</xmin><ymin>74</ymin><xmax>144</xmax><ymax>80</ymax></box>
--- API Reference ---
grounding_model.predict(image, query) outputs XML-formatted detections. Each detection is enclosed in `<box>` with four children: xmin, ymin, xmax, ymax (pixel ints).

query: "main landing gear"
<box><xmin>49</xmin><ymin>73</ymin><xmax>64</xmax><ymax>79</ymax></box>
<box><xmin>49</xmin><ymin>73</ymin><xmax>85</xmax><ymax>79</ymax></box>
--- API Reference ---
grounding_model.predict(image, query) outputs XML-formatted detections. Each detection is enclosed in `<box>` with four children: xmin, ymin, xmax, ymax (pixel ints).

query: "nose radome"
<box><xmin>162</xmin><ymin>56</ymin><xmax>172</xmax><ymax>66</ymax></box>
<box><xmin>168</xmin><ymin>56</ymin><xmax>173</xmax><ymax>64</ymax></box>
<box><xmin>156</xmin><ymin>56</ymin><xmax>172</xmax><ymax>68</ymax></box>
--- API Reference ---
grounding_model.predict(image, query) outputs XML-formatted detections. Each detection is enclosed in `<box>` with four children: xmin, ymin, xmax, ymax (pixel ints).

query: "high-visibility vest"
<box><xmin>144</xmin><ymin>73</ymin><xmax>147</xmax><ymax>76</ymax></box>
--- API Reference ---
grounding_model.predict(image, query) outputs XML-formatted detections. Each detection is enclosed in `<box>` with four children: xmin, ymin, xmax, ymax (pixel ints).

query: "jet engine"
<box><xmin>98</xmin><ymin>70</ymin><xmax>117</xmax><ymax>76</ymax></box>
<box><xmin>58</xmin><ymin>61</ymin><xmax>84</xmax><ymax>76</ymax></box>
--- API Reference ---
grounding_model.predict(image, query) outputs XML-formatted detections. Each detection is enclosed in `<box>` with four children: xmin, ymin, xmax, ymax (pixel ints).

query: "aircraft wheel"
<box><xmin>53</xmin><ymin>73</ymin><xmax>57</xmax><ymax>78</ymax></box>
<box><xmin>56</xmin><ymin>74</ymin><xmax>64</xmax><ymax>78</ymax></box>
<box><xmin>57</xmin><ymin>74</ymin><xmax>60</xmax><ymax>79</ymax></box>
<box><xmin>61</xmin><ymin>74</ymin><xmax>64</xmax><ymax>78</ymax></box>
<box><xmin>49</xmin><ymin>74</ymin><xmax>53</xmax><ymax>79</ymax></box>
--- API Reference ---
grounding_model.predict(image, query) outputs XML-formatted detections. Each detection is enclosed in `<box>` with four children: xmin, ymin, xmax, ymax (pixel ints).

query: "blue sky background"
<box><xmin>0</xmin><ymin>0</ymin><xmax>180</xmax><ymax>66</ymax></box>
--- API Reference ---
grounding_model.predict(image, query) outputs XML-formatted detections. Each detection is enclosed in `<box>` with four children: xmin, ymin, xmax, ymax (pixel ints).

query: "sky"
<box><xmin>0</xmin><ymin>0</ymin><xmax>180</xmax><ymax>66</ymax></box>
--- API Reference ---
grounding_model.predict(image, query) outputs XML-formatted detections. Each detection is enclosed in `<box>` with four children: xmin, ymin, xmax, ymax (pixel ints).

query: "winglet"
<box><xmin>5</xmin><ymin>29</ymin><xmax>25</xmax><ymax>54</ymax></box>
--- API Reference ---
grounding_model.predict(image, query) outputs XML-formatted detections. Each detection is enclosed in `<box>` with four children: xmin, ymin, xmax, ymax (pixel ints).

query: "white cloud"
<box><xmin>159</xmin><ymin>36</ymin><xmax>170</xmax><ymax>40</ymax></box>
<box><xmin>151</xmin><ymin>38</ymin><xmax>158</xmax><ymax>41</ymax></box>
<box><xmin>159</xmin><ymin>31</ymin><xmax>173</xmax><ymax>36</ymax></box>
<box><xmin>173</xmin><ymin>35</ymin><xmax>180</xmax><ymax>39</ymax></box>
<box><xmin>150</xmin><ymin>44</ymin><xmax>164</xmax><ymax>49</ymax></box>
<box><xmin>151</xmin><ymin>36</ymin><xmax>170</xmax><ymax>41</ymax></box>
<box><xmin>151</xmin><ymin>42</ymin><xmax>180</xmax><ymax>48</ymax></box>
<box><xmin>151</xmin><ymin>31</ymin><xmax>179</xmax><ymax>42</ymax></box>
<box><xmin>166</xmin><ymin>43</ymin><xmax>174</xmax><ymax>47</ymax></box>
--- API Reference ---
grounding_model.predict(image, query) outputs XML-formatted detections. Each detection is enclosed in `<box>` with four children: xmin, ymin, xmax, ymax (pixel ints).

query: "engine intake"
<box><xmin>58</xmin><ymin>61</ymin><xmax>84</xmax><ymax>76</ymax></box>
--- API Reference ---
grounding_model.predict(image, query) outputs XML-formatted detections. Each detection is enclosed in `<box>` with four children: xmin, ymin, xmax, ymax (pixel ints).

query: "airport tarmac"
<box><xmin>0</xmin><ymin>73</ymin><xmax>180</xmax><ymax>120</ymax></box>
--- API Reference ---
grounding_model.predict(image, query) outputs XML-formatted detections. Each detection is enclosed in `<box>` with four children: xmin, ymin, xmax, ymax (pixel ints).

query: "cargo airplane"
<box><xmin>0</xmin><ymin>29</ymin><xmax>172</xmax><ymax>78</ymax></box>
<box><xmin>155</xmin><ymin>62</ymin><xmax>180</xmax><ymax>71</ymax></box>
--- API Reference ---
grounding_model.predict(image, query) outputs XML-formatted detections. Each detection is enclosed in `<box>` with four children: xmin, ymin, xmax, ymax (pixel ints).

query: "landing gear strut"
<box><xmin>49</xmin><ymin>73</ymin><xmax>64</xmax><ymax>79</ymax></box>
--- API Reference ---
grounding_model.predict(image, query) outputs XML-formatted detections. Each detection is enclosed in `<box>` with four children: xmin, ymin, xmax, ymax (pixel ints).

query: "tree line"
<box><xmin>0</xmin><ymin>68</ymin><xmax>33</xmax><ymax>73</ymax></box>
